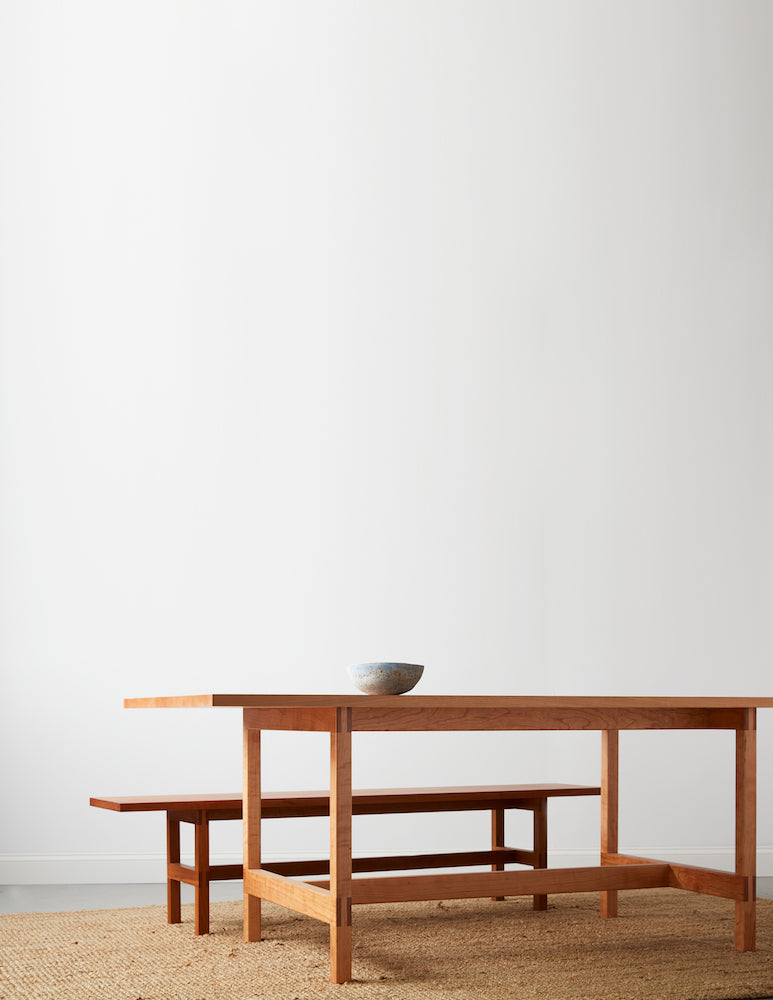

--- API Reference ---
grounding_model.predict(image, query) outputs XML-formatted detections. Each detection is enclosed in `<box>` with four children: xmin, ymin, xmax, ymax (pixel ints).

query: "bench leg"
<box><xmin>532</xmin><ymin>799</ymin><xmax>548</xmax><ymax>911</ymax></box>
<box><xmin>194</xmin><ymin>810</ymin><xmax>210</xmax><ymax>935</ymax></box>
<box><xmin>166</xmin><ymin>815</ymin><xmax>181</xmax><ymax>924</ymax></box>
<box><xmin>491</xmin><ymin>807</ymin><xmax>505</xmax><ymax>901</ymax></box>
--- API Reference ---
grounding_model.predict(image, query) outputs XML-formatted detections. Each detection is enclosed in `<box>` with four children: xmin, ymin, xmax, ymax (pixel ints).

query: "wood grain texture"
<box><xmin>243</xmin><ymin>706</ymin><xmax>338</xmax><ymax>733</ymax></box>
<box><xmin>166</xmin><ymin>815</ymin><xmax>181</xmax><ymax>925</ymax></box>
<box><xmin>194</xmin><ymin>811</ymin><xmax>209</xmax><ymax>935</ymax></box>
<box><xmin>602</xmin><ymin>853</ymin><xmax>747</xmax><ymax>900</ymax></box>
<box><xmin>670</xmin><ymin>863</ymin><xmax>747</xmax><ymax>900</ymax></box>
<box><xmin>601</xmin><ymin>852</ymin><xmax>665</xmax><ymax>867</ymax></box>
<box><xmin>735</xmin><ymin>709</ymin><xmax>757</xmax><ymax>951</ymax></box>
<box><xmin>330</xmin><ymin>707</ymin><xmax>352</xmax><ymax>984</ymax></box>
<box><xmin>491</xmin><ymin>807</ymin><xmax>505</xmax><ymax>901</ymax></box>
<box><xmin>125</xmin><ymin>694</ymin><xmax>773</xmax><ymax>709</ymax></box>
<box><xmin>166</xmin><ymin>862</ymin><xmax>197</xmax><ymax>884</ymax></box>
<box><xmin>532</xmin><ymin>797</ymin><xmax>548</xmax><ymax>911</ymax></box>
<box><xmin>243</xmin><ymin>721</ymin><xmax>261</xmax><ymax>943</ymax></box>
<box><xmin>351</xmin><ymin>705</ymin><xmax>740</xmax><ymax>732</ymax></box>
<box><xmin>124</xmin><ymin>695</ymin><xmax>764</xmax><ymax>733</ymax></box>
<box><xmin>90</xmin><ymin>784</ymin><xmax>599</xmax><ymax>816</ymax></box>
<box><xmin>90</xmin><ymin>794</ymin><xmax>244</xmax><ymax>812</ymax></box>
<box><xmin>258</xmin><ymin>783</ymin><xmax>600</xmax><ymax>816</ymax></box>
<box><xmin>601</xmin><ymin>729</ymin><xmax>619</xmax><ymax>919</ymax></box>
<box><xmin>266</xmin><ymin>848</ymin><xmax>535</xmax><ymax>879</ymax></box>
<box><xmin>350</xmin><ymin>864</ymin><xmax>670</xmax><ymax>905</ymax></box>
<box><xmin>166</xmin><ymin>861</ymin><xmax>244</xmax><ymax>884</ymax></box>
<box><xmin>244</xmin><ymin>868</ymin><xmax>334</xmax><ymax>923</ymax></box>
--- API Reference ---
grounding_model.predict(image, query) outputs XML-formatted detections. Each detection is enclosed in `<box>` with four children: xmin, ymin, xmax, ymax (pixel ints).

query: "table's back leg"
<box><xmin>600</xmin><ymin>728</ymin><xmax>619</xmax><ymax>918</ymax></box>
<box><xmin>735</xmin><ymin>708</ymin><xmax>756</xmax><ymax>951</ymax></box>
<box><xmin>533</xmin><ymin>798</ymin><xmax>548</xmax><ymax>911</ymax></box>
<box><xmin>243</xmin><ymin>721</ymin><xmax>261</xmax><ymax>942</ymax></box>
<box><xmin>330</xmin><ymin>706</ymin><xmax>352</xmax><ymax>984</ymax></box>
<box><xmin>166</xmin><ymin>814</ymin><xmax>181</xmax><ymax>924</ymax></box>
<box><xmin>491</xmin><ymin>807</ymin><xmax>505</xmax><ymax>901</ymax></box>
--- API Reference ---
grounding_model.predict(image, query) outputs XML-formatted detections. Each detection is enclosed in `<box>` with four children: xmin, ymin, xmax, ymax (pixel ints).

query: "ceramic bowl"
<box><xmin>347</xmin><ymin>662</ymin><xmax>424</xmax><ymax>696</ymax></box>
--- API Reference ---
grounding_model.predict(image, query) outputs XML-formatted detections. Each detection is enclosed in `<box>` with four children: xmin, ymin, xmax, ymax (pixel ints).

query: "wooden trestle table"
<box><xmin>125</xmin><ymin>694</ymin><xmax>773</xmax><ymax>984</ymax></box>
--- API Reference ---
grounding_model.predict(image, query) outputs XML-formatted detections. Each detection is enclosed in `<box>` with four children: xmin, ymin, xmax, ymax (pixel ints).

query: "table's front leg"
<box><xmin>330</xmin><ymin>707</ymin><xmax>352</xmax><ymax>983</ymax></box>
<box><xmin>735</xmin><ymin>708</ymin><xmax>756</xmax><ymax>951</ymax></box>
<box><xmin>243</xmin><ymin>719</ymin><xmax>261</xmax><ymax>942</ymax></box>
<box><xmin>600</xmin><ymin>729</ymin><xmax>619</xmax><ymax>918</ymax></box>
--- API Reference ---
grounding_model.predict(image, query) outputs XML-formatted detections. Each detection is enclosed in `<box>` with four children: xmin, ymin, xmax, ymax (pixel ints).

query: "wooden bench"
<box><xmin>90</xmin><ymin>783</ymin><xmax>600</xmax><ymax>934</ymax></box>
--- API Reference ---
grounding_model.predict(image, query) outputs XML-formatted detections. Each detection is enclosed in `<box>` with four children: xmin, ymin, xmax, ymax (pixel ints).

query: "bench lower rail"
<box><xmin>264</xmin><ymin>847</ymin><xmax>535</xmax><ymax>878</ymax></box>
<box><xmin>168</xmin><ymin>862</ymin><xmax>243</xmax><ymax>885</ymax></box>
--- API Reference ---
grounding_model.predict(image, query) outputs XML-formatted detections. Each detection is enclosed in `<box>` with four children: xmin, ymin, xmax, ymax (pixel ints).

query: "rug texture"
<box><xmin>1</xmin><ymin>889</ymin><xmax>772</xmax><ymax>1000</ymax></box>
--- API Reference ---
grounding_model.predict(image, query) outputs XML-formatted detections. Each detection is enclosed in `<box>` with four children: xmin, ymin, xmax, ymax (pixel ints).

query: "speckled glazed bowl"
<box><xmin>347</xmin><ymin>662</ymin><xmax>424</xmax><ymax>695</ymax></box>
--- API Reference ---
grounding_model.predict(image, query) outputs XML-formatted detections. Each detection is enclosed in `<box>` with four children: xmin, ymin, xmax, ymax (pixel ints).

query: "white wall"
<box><xmin>1</xmin><ymin>0</ymin><xmax>772</xmax><ymax>884</ymax></box>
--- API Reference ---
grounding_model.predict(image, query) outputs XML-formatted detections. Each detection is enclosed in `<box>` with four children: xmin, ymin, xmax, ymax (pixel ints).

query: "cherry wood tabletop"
<box><xmin>125</xmin><ymin>693</ymin><xmax>773</xmax><ymax>709</ymax></box>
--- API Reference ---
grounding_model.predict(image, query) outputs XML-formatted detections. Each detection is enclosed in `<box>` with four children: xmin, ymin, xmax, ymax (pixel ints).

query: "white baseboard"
<box><xmin>2</xmin><ymin>848</ymin><xmax>773</xmax><ymax>885</ymax></box>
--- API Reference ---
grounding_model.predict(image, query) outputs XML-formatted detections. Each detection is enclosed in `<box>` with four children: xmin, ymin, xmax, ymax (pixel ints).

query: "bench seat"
<box><xmin>91</xmin><ymin>783</ymin><xmax>600</xmax><ymax>934</ymax></box>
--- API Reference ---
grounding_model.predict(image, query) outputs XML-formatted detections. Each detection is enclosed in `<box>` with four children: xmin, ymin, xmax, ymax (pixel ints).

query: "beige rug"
<box><xmin>1</xmin><ymin>890</ymin><xmax>772</xmax><ymax>999</ymax></box>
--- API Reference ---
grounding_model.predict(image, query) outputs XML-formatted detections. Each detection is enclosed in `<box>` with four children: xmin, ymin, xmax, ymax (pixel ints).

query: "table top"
<box><xmin>124</xmin><ymin>693</ymin><xmax>773</xmax><ymax>709</ymax></box>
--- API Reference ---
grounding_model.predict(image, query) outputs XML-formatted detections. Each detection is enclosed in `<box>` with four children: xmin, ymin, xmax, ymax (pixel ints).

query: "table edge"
<box><xmin>124</xmin><ymin>694</ymin><xmax>773</xmax><ymax>709</ymax></box>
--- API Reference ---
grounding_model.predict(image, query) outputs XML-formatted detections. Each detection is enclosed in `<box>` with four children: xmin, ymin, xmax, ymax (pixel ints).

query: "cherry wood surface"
<box><xmin>91</xmin><ymin>794</ymin><xmax>243</xmax><ymax>812</ymax></box>
<box><xmin>602</xmin><ymin>852</ymin><xmax>746</xmax><ymax>899</ymax></box>
<box><xmin>600</xmin><ymin>729</ymin><xmax>619</xmax><ymax>918</ymax></box>
<box><xmin>245</xmin><ymin>868</ymin><xmax>334</xmax><ymax>924</ymax></box>
<box><xmin>126</xmin><ymin>694</ymin><xmax>773</xmax><ymax>708</ymax></box>
<box><xmin>341</xmin><ymin>863</ymin><xmax>672</xmax><ymax>905</ymax></box>
<box><xmin>306</xmin><ymin>782</ymin><xmax>600</xmax><ymax>811</ymax></box>
<box><xmin>243</xmin><ymin>726</ymin><xmax>261</xmax><ymax>943</ymax></box>
<box><xmin>736</xmin><ymin>710</ymin><xmax>757</xmax><ymax>950</ymax></box>
<box><xmin>127</xmin><ymin>694</ymin><xmax>772</xmax><ymax>984</ymax></box>
<box><xmin>329</xmin><ymin>707</ymin><xmax>352</xmax><ymax>982</ymax></box>
<box><xmin>90</xmin><ymin>784</ymin><xmax>599</xmax><ymax>816</ymax></box>
<box><xmin>265</xmin><ymin>848</ymin><xmax>535</xmax><ymax>877</ymax></box>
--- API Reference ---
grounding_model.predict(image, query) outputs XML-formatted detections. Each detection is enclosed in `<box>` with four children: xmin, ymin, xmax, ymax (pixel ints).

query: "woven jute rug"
<box><xmin>1</xmin><ymin>890</ymin><xmax>772</xmax><ymax>1000</ymax></box>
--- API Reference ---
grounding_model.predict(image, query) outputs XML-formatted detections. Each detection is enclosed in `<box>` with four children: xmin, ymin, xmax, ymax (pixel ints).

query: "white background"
<box><xmin>1</xmin><ymin>1</ymin><xmax>772</xmax><ymax>881</ymax></box>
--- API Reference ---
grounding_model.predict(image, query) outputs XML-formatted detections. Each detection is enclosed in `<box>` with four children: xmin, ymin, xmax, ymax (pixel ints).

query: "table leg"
<box><xmin>194</xmin><ymin>810</ymin><xmax>210</xmax><ymax>935</ymax></box>
<box><xmin>600</xmin><ymin>728</ymin><xmax>619</xmax><ymax>918</ymax></box>
<box><xmin>330</xmin><ymin>707</ymin><xmax>352</xmax><ymax>984</ymax></box>
<box><xmin>735</xmin><ymin>708</ymin><xmax>756</xmax><ymax>951</ymax></box>
<box><xmin>243</xmin><ymin>720</ymin><xmax>261</xmax><ymax>943</ymax></box>
<box><xmin>491</xmin><ymin>807</ymin><xmax>505</xmax><ymax>901</ymax></box>
<box><xmin>533</xmin><ymin>798</ymin><xmax>548</xmax><ymax>911</ymax></box>
<box><xmin>166</xmin><ymin>814</ymin><xmax>181</xmax><ymax>924</ymax></box>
